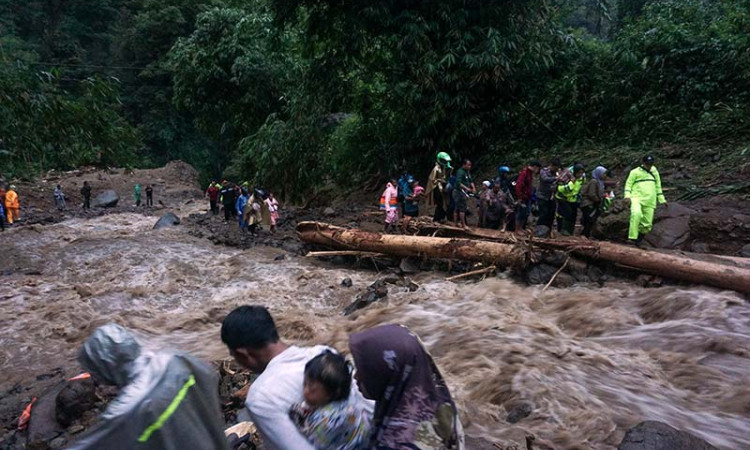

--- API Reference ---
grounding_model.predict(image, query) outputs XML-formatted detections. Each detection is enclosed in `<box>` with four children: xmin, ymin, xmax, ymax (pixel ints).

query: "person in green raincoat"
<box><xmin>134</xmin><ymin>184</ymin><xmax>142</xmax><ymax>207</ymax></box>
<box><xmin>555</xmin><ymin>164</ymin><xmax>585</xmax><ymax>236</ymax></box>
<box><xmin>624</xmin><ymin>155</ymin><xmax>667</xmax><ymax>245</ymax></box>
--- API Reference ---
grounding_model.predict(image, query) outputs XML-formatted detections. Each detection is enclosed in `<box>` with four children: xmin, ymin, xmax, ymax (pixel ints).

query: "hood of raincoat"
<box><xmin>79</xmin><ymin>323</ymin><xmax>143</xmax><ymax>387</ymax></box>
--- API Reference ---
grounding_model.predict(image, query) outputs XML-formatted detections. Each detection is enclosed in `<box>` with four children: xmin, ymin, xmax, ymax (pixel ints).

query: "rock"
<box><xmin>525</xmin><ymin>264</ymin><xmax>557</xmax><ymax>285</ymax></box>
<box><xmin>551</xmin><ymin>272</ymin><xmax>574</xmax><ymax>288</ymax></box>
<box><xmin>506</xmin><ymin>402</ymin><xmax>533</xmax><ymax>424</ymax></box>
<box><xmin>739</xmin><ymin>244</ymin><xmax>750</xmax><ymax>258</ymax></box>
<box><xmin>27</xmin><ymin>384</ymin><xmax>66</xmax><ymax>447</ymax></box>
<box><xmin>92</xmin><ymin>189</ymin><xmax>119</xmax><ymax>208</ymax></box>
<box><xmin>618</xmin><ymin>421</ymin><xmax>718</xmax><ymax>450</ymax></box>
<box><xmin>153</xmin><ymin>212</ymin><xmax>181</xmax><ymax>229</ymax></box>
<box><xmin>323</xmin><ymin>207</ymin><xmax>336</xmax><ymax>217</ymax></box>
<box><xmin>55</xmin><ymin>378</ymin><xmax>96</xmax><ymax>427</ymax></box>
<box><xmin>645</xmin><ymin>203</ymin><xmax>696</xmax><ymax>249</ymax></box>
<box><xmin>341</xmin><ymin>278</ymin><xmax>353</xmax><ymax>288</ymax></box>
<box><xmin>399</xmin><ymin>257</ymin><xmax>419</xmax><ymax>274</ymax></box>
<box><xmin>534</xmin><ymin>225</ymin><xmax>551</xmax><ymax>238</ymax></box>
<box><xmin>282</xmin><ymin>240</ymin><xmax>303</xmax><ymax>255</ymax></box>
<box><xmin>274</xmin><ymin>254</ymin><xmax>285</xmax><ymax>261</ymax></box>
<box><xmin>343</xmin><ymin>280</ymin><xmax>388</xmax><ymax>315</ymax></box>
<box><xmin>49</xmin><ymin>437</ymin><xmax>67</xmax><ymax>449</ymax></box>
<box><xmin>68</xmin><ymin>425</ymin><xmax>85</xmax><ymax>434</ymax></box>
<box><xmin>690</xmin><ymin>241</ymin><xmax>710</xmax><ymax>253</ymax></box>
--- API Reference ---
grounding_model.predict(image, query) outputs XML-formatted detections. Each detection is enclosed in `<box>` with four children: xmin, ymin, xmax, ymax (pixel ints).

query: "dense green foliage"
<box><xmin>1</xmin><ymin>0</ymin><xmax>748</xmax><ymax>197</ymax></box>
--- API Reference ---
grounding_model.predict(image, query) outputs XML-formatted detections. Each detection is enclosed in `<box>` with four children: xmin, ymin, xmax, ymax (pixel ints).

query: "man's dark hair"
<box><xmin>462</xmin><ymin>158</ymin><xmax>471</xmax><ymax>166</ymax></box>
<box><xmin>530</xmin><ymin>160</ymin><xmax>541</xmax><ymax>167</ymax></box>
<box><xmin>304</xmin><ymin>351</ymin><xmax>352</xmax><ymax>402</ymax></box>
<box><xmin>221</xmin><ymin>305</ymin><xmax>279</xmax><ymax>350</ymax></box>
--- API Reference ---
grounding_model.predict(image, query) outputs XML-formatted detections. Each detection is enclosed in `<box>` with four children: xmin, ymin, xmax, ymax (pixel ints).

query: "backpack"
<box><xmin>397</xmin><ymin>173</ymin><xmax>411</xmax><ymax>203</ymax></box>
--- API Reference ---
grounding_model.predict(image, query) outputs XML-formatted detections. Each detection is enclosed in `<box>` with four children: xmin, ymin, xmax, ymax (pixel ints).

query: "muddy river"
<box><xmin>1</xmin><ymin>208</ymin><xmax>749</xmax><ymax>448</ymax></box>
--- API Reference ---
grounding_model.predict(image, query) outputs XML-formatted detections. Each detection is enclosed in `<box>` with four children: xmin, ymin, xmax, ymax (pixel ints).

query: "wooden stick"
<box><xmin>542</xmin><ymin>257</ymin><xmax>570</xmax><ymax>292</ymax></box>
<box><xmin>446</xmin><ymin>265</ymin><xmax>496</xmax><ymax>282</ymax></box>
<box><xmin>306</xmin><ymin>251</ymin><xmax>389</xmax><ymax>258</ymax></box>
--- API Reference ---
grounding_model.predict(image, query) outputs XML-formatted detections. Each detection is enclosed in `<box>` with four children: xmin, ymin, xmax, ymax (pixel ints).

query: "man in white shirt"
<box><xmin>221</xmin><ymin>305</ymin><xmax>373</xmax><ymax>450</ymax></box>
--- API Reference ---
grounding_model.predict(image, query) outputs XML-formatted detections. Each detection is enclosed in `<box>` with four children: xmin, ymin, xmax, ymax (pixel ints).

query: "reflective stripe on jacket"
<box><xmin>624</xmin><ymin>166</ymin><xmax>666</xmax><ymax>206</ymax></box>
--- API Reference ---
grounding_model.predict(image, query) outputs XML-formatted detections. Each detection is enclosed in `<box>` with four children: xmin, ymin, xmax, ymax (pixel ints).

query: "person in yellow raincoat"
<box><xmin>624</xmin><ymin>155</ymin><xmax>667</xmax><ymax>245</ymax></box>
<box><xmin>5</xmin><ymin>185</ymin><xmax>19</xmax><ymax>224</ymax></box>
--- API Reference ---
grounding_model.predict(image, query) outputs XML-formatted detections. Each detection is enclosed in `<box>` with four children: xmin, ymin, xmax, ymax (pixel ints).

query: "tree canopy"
<box><xmin>1</xmin><ymin>0</ymin><xmax>748</xmax><ymax>197</ymax></box>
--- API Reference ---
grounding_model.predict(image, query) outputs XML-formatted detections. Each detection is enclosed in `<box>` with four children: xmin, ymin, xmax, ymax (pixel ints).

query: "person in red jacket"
<box><xmin>515</xmin><ymin>160</ymin><xmax>541</xmax><ymax>232</ymax></box>
<box><xmin>205</xmin><ymin>179</ymin><xmax>221</xmax><ymax>215</ymax></box>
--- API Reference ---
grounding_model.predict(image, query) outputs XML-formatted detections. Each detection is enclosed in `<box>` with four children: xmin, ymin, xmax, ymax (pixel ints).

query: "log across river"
<box><xmin>297</xmin><ymin>221</ymin><xmax>750</xmax><ymax>294</ymax></box>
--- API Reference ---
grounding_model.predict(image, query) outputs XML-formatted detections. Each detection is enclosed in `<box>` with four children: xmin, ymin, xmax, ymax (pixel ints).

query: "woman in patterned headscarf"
<box><xmin>349</xmin><ymin>324</ymin><xmax>464</xmax><ymax>450</ymax></box>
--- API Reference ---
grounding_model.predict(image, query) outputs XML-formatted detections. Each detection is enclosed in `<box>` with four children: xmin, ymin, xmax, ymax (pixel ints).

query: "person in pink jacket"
<box><xmin>380</xmin><ymin>179</ymin><xmax>399</xmax><ymax>233</ymax></box>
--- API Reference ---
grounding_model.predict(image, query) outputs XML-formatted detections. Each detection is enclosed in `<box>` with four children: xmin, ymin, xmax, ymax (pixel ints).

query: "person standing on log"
<box><xmin>220</xmin><ymin>181</ymin><xmax>237</xmax><ymax>222</ymax></box>
<box><xmin>380</xmin><ymin>179</ymin><xmax>399</xmax><ymax>233</ymax></box>
<box><xmin>580</xmin><ymin>166</ymin><xmax>609</xmax><ymax>238</ymax></box>
<box><xmin>537</xmin><ymin>158</ymin><xmax>561</xmax><ymax>229</ymax></box>
<box><xmin>426</xmin><ymin>152</ymin><xmax>452</xmax><ymax>223</ymax></box>
<box><xmin>145</xmin><ymin>184</ymin><xmax>153</xmax><ymax>207</ymax></box>
<box><xmin>206</xmin><ymin>180</ymin><xmax>220</xmax><ymax>215</ymax></box>
<box><xmin>81</xmin><ymin>181</ymin><xmax>92</xmax><ymax>210</ymax></box>
<box><xmin>555</xmin><ymin>164</ymin><xmax>585</xmax><ymax>236</ymax></box>
<box><xmin>515</xmin><ymin>160</ymin><xmax>541</xmax><ymax>233</ymax></box>
<box><xmin>452</xmin><ymin>159</ymin><xmax>476</xmax><ymax>229</ymax></box>
<box><xmin>624</xmin><ymin>155</ymin><xmax>667</xmax><ymax>246</ymax></box>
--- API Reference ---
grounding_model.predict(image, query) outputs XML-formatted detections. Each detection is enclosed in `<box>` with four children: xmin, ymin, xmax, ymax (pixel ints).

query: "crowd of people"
<box><xmin>205</xmin><ymin>180</ymin><xmax>281</xmax><ymax>234</ymax></box>
<box><xmin>0</xmin><ymin>180</ymin><xmax>160</xmax><ymax>231</ymax></box>
<box><xmin>383</xmin><ymin>152</ymin><xmax>667</xmax><ymax>245</ymax></box>
<box><xmin>69</xmin><ymin>306</ymin><xmax>463</xmax><ymax>450</ymax></box>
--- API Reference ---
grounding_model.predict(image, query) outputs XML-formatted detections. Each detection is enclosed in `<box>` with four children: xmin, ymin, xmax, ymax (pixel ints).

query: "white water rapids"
<box><xmin>1</xmin><ymin>209</ymin><xmax>748</xmax><ymax>448</ymax></box>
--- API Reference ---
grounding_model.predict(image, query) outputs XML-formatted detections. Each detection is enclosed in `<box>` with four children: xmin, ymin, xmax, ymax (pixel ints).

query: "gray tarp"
<box><xmin>68</xmin><ymin>324</ymin><xmax>228</xmax><ymax>450</ymax></box>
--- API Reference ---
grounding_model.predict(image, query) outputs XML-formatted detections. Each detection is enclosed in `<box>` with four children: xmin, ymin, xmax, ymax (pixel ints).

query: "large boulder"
<box><xmin>153</xmin><ymin>212</ymin><xmax>180</xmax><ymax>229</ymax></box>
<box><xmin>618</xmin><ymin>421</ymin><xmax>718</xmax><ymax>450</ymax></box>
<box><xmin>92</xmin><ymin>189</ymin><xmax>119</xmax><ymax>208</ymax></box>
<box><xmin>644</xmin><ymin>203</ymin><xmax>695</xmax><ymax>249</ymax></box>
<box><xmin>55</xmin><ymin>378</ymin><xmax>96</xmax><ymax>427</ymax></box>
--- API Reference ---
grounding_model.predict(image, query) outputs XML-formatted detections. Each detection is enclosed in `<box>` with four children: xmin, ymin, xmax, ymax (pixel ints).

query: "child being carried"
<box><xmin>289</xmin><ymin>351</ymin><xmax>372</xmax><ymax>449</ymax></box>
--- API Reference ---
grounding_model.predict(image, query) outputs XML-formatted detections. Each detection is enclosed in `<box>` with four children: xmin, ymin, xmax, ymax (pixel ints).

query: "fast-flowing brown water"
<box><xmin>1</xmin><ymin>210</ymin><xmax>748</xmax><ymax>448</ymax></box>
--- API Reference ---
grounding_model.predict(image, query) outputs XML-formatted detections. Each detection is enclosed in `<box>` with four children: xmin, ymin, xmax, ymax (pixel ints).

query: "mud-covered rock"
<box><xmin>55</xmin><ymin>378</ymin><xmax>96</xmax><ymax>427</ymax></box>
<box><xmin>506</xmin><ymin>402</ymin><xmax>533</xmax><ymax>424</ymax></box>
<box><xmin>92</xmin><ymin>190</ymin><xmax>119</xmax><ymax>208</ymax></box>
<box><xmin>344</xmin><ymin>280</ymin><xmax>388</xmax><ymax>314</ymax></box>
<box><xmin>645</xmin><ymin>203</ymin><xmax>695</xmax><ymax>249</ymax></box>
<box><xmin>153</xmin><ymin>212</ymin><xmax>180</xmax><ymax>229</ymax></box>
<box><xmin>323</xmin><ymin>207</ymin><xmax>336</xmax><ymax>217</ymax></box>
<box><xmin>618</xmin><ymin>421</ymin><xmax>718</xmax><ymax>450</ymax></box>
<box><xmin>341</xmin><ymin>278</ymin><xmax>353</xmax><ymax>288</ymax></box>
<box><xmin>739</xmin><ymin>244</ymin><xmax>750</xmax><ymax>258</ymax></box>
<box><xmin>526</xmin><ymin>263</ymin><xmax>557</xmax><ymax>285</ymax></box>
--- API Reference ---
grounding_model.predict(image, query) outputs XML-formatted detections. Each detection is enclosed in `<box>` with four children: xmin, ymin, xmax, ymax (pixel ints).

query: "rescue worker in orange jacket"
<box><xmin>5</xmin><ymin>185</ymin><xmax>19</xmax><ymax>224</ymax></box>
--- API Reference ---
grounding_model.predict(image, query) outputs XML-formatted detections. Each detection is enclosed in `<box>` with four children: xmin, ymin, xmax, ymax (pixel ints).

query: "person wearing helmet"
<box><xmin>495</xmin><ymin>166</ymin><xmax>513</xmax><ymax>196</ymax></box>
<box><xmin>426</xmin><ymin>152</ymin><xmax>452</xmax><ymax>223</ymax></box>
<box><xmin>555</xmin><ymin>164</ymin><xmax>585</xmax><ymax>236</ymax></box>
<box><xmin>624</xmin><ymin>155</ymin><xmax>667</xmax><ymax>246</ymax></box>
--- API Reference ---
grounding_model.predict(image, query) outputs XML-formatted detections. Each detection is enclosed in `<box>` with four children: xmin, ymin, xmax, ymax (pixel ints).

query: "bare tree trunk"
<box><xmin>297</xmin><ymin>222</ymin><xmax>528</xmax><ymax>270</ymax></box>
<box><xmin>416</xmin><ymin>223</ymin><xmax>750</xmax><ymax>294</ymax></box>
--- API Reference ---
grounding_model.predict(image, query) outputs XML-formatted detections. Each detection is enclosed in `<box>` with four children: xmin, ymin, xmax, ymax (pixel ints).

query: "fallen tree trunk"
<box><xmin>417</xmin><ymin>223</ymin><xmax>750</xmax><ymax>294</ymax></box>
<box><xmin>297</xmin><ymin>222</ymin><xmax>528</xmax><ymax>270</ymax></box>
